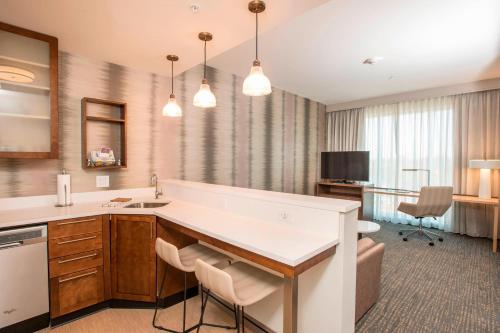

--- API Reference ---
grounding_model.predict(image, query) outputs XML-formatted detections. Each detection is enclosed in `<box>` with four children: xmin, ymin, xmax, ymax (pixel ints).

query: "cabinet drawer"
<box><xmin>49</xmin><ymin>249</ymin><xmax>103</xmax><ymax>278</ymax></box>
<box><xmin>49</xmin><ymin>232</ymin><xmax>102</xmax><ymax>259</ymax></box>
<box><xmin>50</xmin><ymin>266</ymin><xmax>104</xmax><ymax>318</ymax></box>
<box><xmin>49</xmin><ymin>216</ymin><xmax>102</xmax><ymax>239</ymax></box>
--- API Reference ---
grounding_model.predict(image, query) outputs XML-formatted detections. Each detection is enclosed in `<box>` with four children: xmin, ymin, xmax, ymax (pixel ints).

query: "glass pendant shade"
<box><xmin>243</xmin><ymin>63</ymin><xmax>271</xmax><ymax>96</ymax></box>
<box><xmin>244</xmin><ymin>1</ymin><xmax>271</xmax><ymax>96</ymax></box>
<box><xmin>162</xmin><ymin>94</ymin><xmax>182</xmax><ymax>117</ymax></box>
<box><xmin>163</xmin><ymin>54</ymin><xmax>182</xmax><ymax>117</ymax></box>
<box><xmin>193</xmin><ymin>80</ymin><xmax>216</xmax><ymax>108</ymax></box>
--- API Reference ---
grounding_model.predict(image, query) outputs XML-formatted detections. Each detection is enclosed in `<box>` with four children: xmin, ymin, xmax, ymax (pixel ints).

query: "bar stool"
<box><xmin>153</xmin><ymin>238</ymin><xmax>234</xmax><ymax>333</ymax></box>
<box><xmin>195</xmin><ymin>259</ymin><xmax>283</xmax><ymax>333</ymax></box>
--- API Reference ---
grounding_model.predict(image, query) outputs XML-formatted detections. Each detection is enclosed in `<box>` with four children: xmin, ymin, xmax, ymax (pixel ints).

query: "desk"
<box><xmin>366</xmin><ymin>188</ymin><xmax>499</xmax><ymax>252</ymax></box>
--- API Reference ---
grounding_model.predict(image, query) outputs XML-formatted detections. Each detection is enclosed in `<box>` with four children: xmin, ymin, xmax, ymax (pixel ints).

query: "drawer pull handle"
<box><xmin>57</xmin><ymin>218</ymin><xmax>96</xmax><ymax>226</ymax></box>
<box><xmin>57</xmin><ymin>235</ymin><xmax>96</xmax><ymax>245</ymax></box>
<box><xmin>59</xmin><ymin>270</ymin><xmax>97</xmax><ymax>283</ymax></box>
<box><xmin>58</xmin><ymin>252</ymin><xmax>98</xmax><ymax>264</ymax></box>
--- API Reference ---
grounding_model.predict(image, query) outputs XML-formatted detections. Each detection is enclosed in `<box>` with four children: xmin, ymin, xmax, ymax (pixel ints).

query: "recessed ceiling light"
<box><xmin>362</xmin><ymin>57</ymin><xmax>384</xmax><ymax>65</ymax></box>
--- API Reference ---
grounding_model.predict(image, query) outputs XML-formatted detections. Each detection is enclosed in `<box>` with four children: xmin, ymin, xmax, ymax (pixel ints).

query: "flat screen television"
<box><xmin>321</xmin><ymin>151</ymin><xmax>370</xmax><ymax>182</ymax></box>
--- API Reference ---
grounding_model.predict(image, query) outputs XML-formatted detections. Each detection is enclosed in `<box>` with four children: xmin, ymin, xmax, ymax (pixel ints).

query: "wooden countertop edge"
<box><xmin>157</xmin><ymin>217</ymin><xmax>336</xmax><ymax>278</ymax></box>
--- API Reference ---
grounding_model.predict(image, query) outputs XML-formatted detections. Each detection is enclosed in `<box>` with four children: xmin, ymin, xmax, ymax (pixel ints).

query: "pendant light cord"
<box><xmin>255</xmin><ymin>12</ymin><xmax>259</xmax><ymax>61</ymax></box>
<box><xmin>170</xmin><ymin>60</ymin><xmax>174</xmax><ymax>95</ymax></box>
<box><xmin>204</xmin><ymin>39</ymin><xmax>207</xmax><ymax>79</ymax></box>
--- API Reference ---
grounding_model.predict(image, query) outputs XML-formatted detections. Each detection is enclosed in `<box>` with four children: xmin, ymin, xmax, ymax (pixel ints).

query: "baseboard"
<box><xmin>50</xmin><ymin>287</ymin><xmax>199</xmax><ymax>327</ymax></box>
<box><xmin>0</xmin><ymin>312</ymin><xmax>50</xmax><ymax>333</ymax></box>
<box><xmin>50</xmin><ymin>302</ymin><xmax>109</xmax><ymax>327</ymax></box>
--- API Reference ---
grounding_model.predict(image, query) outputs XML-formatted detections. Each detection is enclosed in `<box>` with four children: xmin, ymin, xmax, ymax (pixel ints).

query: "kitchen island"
<box><xmin>0</xmin><ymin>179</ymin><xmax>359</xmax><ymax>333</ymax></box>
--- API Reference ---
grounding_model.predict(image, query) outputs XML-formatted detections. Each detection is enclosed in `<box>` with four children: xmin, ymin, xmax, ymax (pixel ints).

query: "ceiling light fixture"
<box><xmin>162</xmin><ymin>55</ymin><xmax>182</xmax><ymax>117</ymax></box>
<box><xmin>242</xmin><ymin>0</ymin><xmax>271</xmax><ymax>96</ymax></box>
<box><xmin>193</xmin><ymin>32</ymin><xmax>216</xmax><ymax>108</ymax></box>
<box><xmin>0</xmin><ymin>65</ymin><xmax>35</xmax><ymax>83</ymax></box>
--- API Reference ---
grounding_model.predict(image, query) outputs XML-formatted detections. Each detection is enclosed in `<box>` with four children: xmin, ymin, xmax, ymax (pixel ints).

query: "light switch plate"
<box><xmin>96</xmin><ymin>175</ymin><xmax>110</xmax><ymax>188</ymax></box>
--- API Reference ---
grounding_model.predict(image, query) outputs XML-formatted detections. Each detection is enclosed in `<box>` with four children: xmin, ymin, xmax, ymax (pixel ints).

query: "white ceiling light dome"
<box><xmin>0</xmin><ymin>66</ymin><xmax>35</xmax><ymax>83</ymax></box>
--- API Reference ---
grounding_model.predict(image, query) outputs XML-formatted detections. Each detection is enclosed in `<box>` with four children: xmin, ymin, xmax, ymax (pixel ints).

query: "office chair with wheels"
<box><xmin>398</xmin><ymin>186</ymin><xmax>453</xmax><ymax>246</ymax></box>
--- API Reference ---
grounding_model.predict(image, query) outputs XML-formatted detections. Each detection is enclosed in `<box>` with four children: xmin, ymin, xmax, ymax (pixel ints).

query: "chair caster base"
<box><xmin>438</xmin><ymin>237</ymin><xmax>443</xmax><ymax>242</ymax></box>
<box><xmin>429</xmin><ymin>242</ymin><xmax>434</xmax><ymax>246</ymax></box>
<box><xmin>398</xmin><ymin>231</ymin><xmax>403</xmax><ymax>235</ymax></box>
<box><xmin>403</xmin><ymin>237</ymin><xmax>408</xmax><ymax>241</ymax></box>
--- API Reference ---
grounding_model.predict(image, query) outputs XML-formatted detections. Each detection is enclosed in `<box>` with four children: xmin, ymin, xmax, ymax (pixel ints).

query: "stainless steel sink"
<box><xmin>123</xmin><ymin>202</ymin><xmax>170</xmax><ymax>208</ymax></box>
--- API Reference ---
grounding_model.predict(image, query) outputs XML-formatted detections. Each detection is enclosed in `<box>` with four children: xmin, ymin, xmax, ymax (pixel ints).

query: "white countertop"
<box><xmin>0</xmin><ymin>197</ymin><xmax>169</xmax><ymax>229</ymax></box>
<box><xmin>154</xmin><ymin>200</ymin><xmax>338</xmax><ymax>266</ymax></box>
<box><xmin>162</xmin><ymin>179</ymin><xmax>361</xmax><ymax>213</ymax></box>
<box><xmin>0</xmin><ymin>195</ymin><xmax>339</xmax><ymax>267</ymax></box>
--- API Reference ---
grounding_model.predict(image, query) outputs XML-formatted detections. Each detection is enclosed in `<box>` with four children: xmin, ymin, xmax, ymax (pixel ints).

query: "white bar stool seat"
<box><xmin>153</xmin><ymin>238</ymin><xmax>233</xmax><ymax>333</ymax></box>
<box><xmin>157</xmin><ymin>241</ymin><xmax>230</xmax><ymax>272</ymax></box>
<box><xmin>195</xmin><ymin>259</ymin><xmax>283</xmax><ymax>332</ymax></box>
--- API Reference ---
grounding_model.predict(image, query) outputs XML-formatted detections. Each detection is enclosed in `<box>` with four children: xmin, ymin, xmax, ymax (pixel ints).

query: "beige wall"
<box><xmin>0</xmin><ymin>51</ymin><xmax>326</xmax><ymax>198</ymax></box>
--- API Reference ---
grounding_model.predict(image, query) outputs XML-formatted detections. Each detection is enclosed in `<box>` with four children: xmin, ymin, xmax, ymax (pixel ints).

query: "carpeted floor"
<box><xmin>355</xmin><ymin>221</ymin><xmax>500</xmax><ymax>333</ymax></box>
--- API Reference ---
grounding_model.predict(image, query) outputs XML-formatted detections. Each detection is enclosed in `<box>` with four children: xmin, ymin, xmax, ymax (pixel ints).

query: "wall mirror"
<box><xmin>0</xmin><ymin>21</ymin><xmax>58</xmax><ymax>159</ymax></box>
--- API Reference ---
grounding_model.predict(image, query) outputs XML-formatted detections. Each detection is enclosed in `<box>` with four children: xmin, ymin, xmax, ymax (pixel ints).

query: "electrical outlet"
<box><xmin>96</xmin><ymin>175</ymin><xmax>110</xmax><ymax>188</ymax></box>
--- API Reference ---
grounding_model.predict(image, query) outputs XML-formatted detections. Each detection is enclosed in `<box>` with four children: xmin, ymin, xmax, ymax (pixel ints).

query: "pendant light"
<box><xmin>162</xmin><ymin>55</ymin><xmax>182</xmax><ymax>117</ymax></box>
<box><xmin>193</xmin><ymin>32</ymin><xmax>216</xmax><ymax>108</ymax></box>
<box><xmin>243</xmin><ymin>0</ymin><xmax>271</xmax><ymax>96</ymax></box>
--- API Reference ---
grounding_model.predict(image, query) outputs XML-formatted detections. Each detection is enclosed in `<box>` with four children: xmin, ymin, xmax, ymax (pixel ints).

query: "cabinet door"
<box><xmin>0</xmin><ymin>21</ymin><xmax>58</xmax><ymax>159</ymax></box>
<box><xmin>50</xmin><ymin>266</ymin><xmax>104</xmax><ymax>318</ymax></box>
<box><xmin>111</xmin><ymin>215</ymin><xmax>156</xmax><ymax>302</ymax></box>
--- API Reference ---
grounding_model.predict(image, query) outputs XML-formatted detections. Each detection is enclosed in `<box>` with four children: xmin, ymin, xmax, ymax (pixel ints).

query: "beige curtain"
<box><xmin>452</xmin><ymin>89</ymin><xmax>500</xmax><ymax>238</ymax></box>
<box><xmin>326</xmin><ymin>108</ymin><xmax>365</xmax><ymax>151</ymax></box>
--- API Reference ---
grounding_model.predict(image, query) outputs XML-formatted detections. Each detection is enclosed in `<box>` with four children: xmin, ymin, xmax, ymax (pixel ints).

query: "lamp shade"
<box><xmin>162</xmin><ymin>95</ymin><xmax>182</xmax><ymax>117</ymax></box>
<box><xmin>468</xmin><ymin>160</ymin><xmax>500</xmax><ymax>169</ymax></box>
<box><xmin>193</xmin><ymin>82</ymin><xmax>216</xmax><ymax>108</ymax></box>
<box><xmin>468</xmin><ymin>159</ymin><xmax>500</xmax><ymax>199</ymax></box>
<box><xmin>242</xmin><ymin>64</ymin><xmax>272</xmax><ymax>96</ymax></box>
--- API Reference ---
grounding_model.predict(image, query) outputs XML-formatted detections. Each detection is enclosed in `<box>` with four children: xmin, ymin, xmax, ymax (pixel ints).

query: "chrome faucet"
<box><xmin>151</xmin><ymin>174</ymin><xmax>163</xmax><ymax>199</ymax></box>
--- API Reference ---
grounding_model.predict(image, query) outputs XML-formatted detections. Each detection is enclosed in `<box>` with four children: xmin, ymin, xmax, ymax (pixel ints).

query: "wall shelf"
<box><xmin>81</xmin><ymin>97</ymin><xmax>127</xmax><ymax>170</ymax></box>
<box><xmin>0</xmin><ymin>55</ymin><xmax>50</xmax><ymax>68</ymax></box>
<box><xmin>0</xmin><ymin>80</ymin><xmax>50</xmax><ymax>91</ymax></box>
<box><xmin>0</xmin><ymin>112</ymin><xmax>50</xmax><ymax>120</ymax></box>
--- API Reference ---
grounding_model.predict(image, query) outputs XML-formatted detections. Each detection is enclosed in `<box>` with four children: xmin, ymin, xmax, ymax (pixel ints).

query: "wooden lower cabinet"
<box><xmin>111</xmin><ymin>215</ymin><xmax>156</xmax><ymax>302</ymax></box>
<box><xmin>48</xmin><ymin>214</ymin><xmax>160</xmax><ymax>318</ymax></box>
<box><xmin>50</xmin><ymin>267</ymin><xmax>104</xmax><ymax>318</ymax></box>
<box><xmin>48</xmin><ymin>215</ymin><xmax>109</xmax><ymax>318</ymax></box>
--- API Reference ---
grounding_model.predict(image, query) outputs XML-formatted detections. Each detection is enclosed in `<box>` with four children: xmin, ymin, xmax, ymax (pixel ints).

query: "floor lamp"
<box><xmin>468</xmin><ymin>160</ymin><xmax>500</xmax><ymax>199</ymax></box>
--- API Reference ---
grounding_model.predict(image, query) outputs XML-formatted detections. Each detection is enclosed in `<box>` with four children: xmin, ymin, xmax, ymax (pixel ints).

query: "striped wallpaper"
<box><xmin>0</xmin><ymin>52</ymin><xmax>325</xmax><ymax>198</ymax></box>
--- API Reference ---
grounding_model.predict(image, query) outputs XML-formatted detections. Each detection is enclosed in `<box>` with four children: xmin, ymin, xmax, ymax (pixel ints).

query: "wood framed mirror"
<box><xmin>0</xmin><ymin>21</ymin><xmax>58</xmax><ymax>159</ymax></box>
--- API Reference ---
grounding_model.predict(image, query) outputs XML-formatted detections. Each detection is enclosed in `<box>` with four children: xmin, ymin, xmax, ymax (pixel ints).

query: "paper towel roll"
<box><xmin>57</xmin><ymin>174</ymin><xmax>72</xmax><ymax>206</ymax></box>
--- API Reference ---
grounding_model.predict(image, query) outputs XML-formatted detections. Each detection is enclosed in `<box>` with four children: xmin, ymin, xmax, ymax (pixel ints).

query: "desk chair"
<box><xmin>398</xmin><ymin>186</ymin><xmax>453</xmax><ymax>246</ymax></box>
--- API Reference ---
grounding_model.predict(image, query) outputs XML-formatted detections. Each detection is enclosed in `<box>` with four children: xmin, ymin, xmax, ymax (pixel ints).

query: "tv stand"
<box><xmin>316</xmin><ymin>182</ymin><xmax>374</xmax><ymax>221</ymax></box>
<box><xmin>332</xmin><ymin>180</ymin><xmax>356</xmax><ymax>185</ymax></box>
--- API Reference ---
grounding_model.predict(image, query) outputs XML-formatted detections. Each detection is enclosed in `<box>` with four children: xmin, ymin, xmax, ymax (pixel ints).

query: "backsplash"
<box><xmin>0</xmin><ymin>51</ymin><xmax>325</xmax><ymax>198</ymax></box>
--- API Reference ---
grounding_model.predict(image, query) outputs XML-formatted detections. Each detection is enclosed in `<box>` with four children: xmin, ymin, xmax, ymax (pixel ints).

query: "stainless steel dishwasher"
<box><xmin>0</xmin><ymin>225</ymin><xmax>49</xmax><ymax>329</ymax></box>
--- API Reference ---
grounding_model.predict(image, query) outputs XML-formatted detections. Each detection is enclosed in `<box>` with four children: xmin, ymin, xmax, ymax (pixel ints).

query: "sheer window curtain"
<box><xmin>364</xmin><ymin>97</ymin><xmax>454</xmax><ymax>230</ymax></box>
<box><xmin>326</xmin><ymin>90</ymin><xmax>499</xmax><ymax>236</ymax></box>
<box><xmin>326</xmin><ymin>108</ymin><xmax>365</xmax><ymax>151</ymax></box>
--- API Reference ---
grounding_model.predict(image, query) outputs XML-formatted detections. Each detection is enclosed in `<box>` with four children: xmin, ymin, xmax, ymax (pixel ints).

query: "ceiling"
<box><xmin>0</xmin><ymin>0</ymin><xmax>328</xmax><ymax>75</ymax></box>
<box><xmin>209</xmin><ymin>0</ymin><xmax>500</xmax><ymax>105</ymax></box>
<box><xmin>2</xmin><ymin>0</ymin><xmax>499</xmax><ymax>106</ymax></box>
